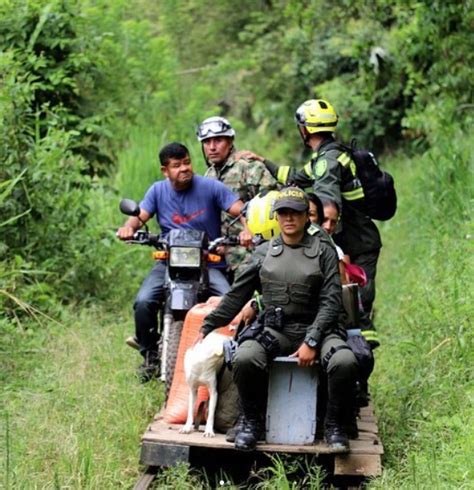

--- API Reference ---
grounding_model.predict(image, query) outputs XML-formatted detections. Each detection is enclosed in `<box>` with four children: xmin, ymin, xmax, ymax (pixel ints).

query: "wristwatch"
<box><xmin>304</xmin><ymin>336</ymin><xmax>318</xmax><ymax>349</ymax></box>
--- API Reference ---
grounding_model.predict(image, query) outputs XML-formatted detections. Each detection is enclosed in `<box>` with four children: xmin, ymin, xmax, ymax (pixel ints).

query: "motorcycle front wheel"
<box><xmin>165</xmin><ymin>320</ymin><xmax>184</xmax><ymax>398</ymax></box>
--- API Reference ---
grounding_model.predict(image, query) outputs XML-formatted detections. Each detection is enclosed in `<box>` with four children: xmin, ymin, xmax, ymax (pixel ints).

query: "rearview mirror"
<box><xmin>119</xmin><ymin>198</ymin><xmax>140</xmax><ymax>217</ymax></box>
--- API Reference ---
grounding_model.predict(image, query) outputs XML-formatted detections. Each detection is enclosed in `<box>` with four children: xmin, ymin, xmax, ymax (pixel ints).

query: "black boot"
<box><xmin>324</xmin><ymin>402</ymin><xmax>349</xmax><ymax>452</ymax></box>
<box><xmin>343</xmin><ymin>406</ymin><xmax>359</xmax><ymax>440</ymax></box>
<box><xmin>225</xmin><ymin>413</ymin><xmax>246</xmax><ymax>443</ymax></box>
<box><xmin>355</xmin><ymin>379</ymin><xmax>370</xmax><ymax>408</ymax></box>
<box><xmin>137</xmin><ymin>351</ymin><xmax>160</xmax><ymax>383</ymax></box>
<box><xmin>234</xmin><ymin>415</ymin><xmax>265</xmax><ymax>451</ymax></box>
<box><xmin>234</xmin><ymin>400</ymin><xmax>265</xmax><ymax>451</ymax></box>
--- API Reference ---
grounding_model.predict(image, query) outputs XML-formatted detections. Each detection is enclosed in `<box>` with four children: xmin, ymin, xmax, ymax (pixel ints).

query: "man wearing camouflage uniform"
<box><xmin>197</xmin><ymin>116</ymin><xmax>277</xmax><ymax>275</ymax></box>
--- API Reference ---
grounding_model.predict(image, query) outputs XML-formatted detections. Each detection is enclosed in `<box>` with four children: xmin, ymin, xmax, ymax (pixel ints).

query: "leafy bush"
<box><xmin>0</xmin><ymin>0</ymin><xmax>177</xmax><ymax>316</ymax></box>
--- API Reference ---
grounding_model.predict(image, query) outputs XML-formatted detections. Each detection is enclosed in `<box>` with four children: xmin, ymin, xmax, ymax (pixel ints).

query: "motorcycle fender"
<box><xmin>170</xmin><ymin>282</ymin><xmax>199</xmax><ymax>311</ymax></box>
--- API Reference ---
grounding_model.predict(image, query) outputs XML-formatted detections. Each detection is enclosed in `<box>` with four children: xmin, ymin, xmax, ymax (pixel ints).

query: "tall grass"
<box><xmin>1</xmin><ymin>306</ymin><xmax>163</xmax><ymax>488</ymax></box>
<box><xmin>368</xmin><ymin>128</ymin><xmax>473</xmax><ymax>488</ymax></box>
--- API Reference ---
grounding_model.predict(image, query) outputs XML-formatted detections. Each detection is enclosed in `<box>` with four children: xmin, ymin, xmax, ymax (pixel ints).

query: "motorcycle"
<box><xmin>119</xmin><ymin>198</ymin><xmax>240</xmax><ymax>394</ymax></box>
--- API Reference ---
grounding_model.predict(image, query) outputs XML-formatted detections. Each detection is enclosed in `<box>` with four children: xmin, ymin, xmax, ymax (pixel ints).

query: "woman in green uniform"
<box><xmin>198</xmin><ymin>187</ymin><xmax>358</xmax><ymax>452</ymax></box>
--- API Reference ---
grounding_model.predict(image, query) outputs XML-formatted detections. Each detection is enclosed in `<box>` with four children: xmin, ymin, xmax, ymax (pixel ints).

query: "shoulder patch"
<box><xmin>314</xmin><ymin>159</ymin><xmax>327</xmax><ymax>177</ymax></box>
<box><xmin>304</xmin><ymin>236</ymin><xmax>321</xmax><ymax>258</ymax></box>
<box><xmin>270</xmin><ymin>243</ymin><xmax>283</xmax><ymax>257</ymax></box>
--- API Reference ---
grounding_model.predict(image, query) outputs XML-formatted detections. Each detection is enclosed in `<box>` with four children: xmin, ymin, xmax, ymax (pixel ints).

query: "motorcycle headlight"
<box><xmin>169</xmin><ymin>247</ymin><xmax>201</xmax><ymax>267</ymax></box>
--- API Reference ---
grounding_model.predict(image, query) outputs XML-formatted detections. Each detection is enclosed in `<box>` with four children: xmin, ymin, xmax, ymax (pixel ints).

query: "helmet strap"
<box><xmin>298</xmin><ymin>126</ymin><xmax>312</xmax><ymax>148</ymax></box>
<box><xmin>201</xmin><ymin>144</ymin><xmax>211</xmax><ymax>167</ymax></box>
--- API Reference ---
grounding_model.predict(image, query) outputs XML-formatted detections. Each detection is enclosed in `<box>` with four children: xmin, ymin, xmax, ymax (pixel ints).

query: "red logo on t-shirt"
<box><xmin>172</xmin><ymin>208</ymin><xmax>206</xmax><ymax>225</ymax></box>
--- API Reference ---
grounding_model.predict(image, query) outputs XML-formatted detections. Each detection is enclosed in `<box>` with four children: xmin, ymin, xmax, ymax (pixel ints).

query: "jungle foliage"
<box><xmin>1</xmin><ymin>0</ymin><xmax>473</xmax><ymax>487</ymax></box>
<box><xmin>1</xmin><ymin>0</ymin><xmax>472</xmax><ymax>313</ymax></box>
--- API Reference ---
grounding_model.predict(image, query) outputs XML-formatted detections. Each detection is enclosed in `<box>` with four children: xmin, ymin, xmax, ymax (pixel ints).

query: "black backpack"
<box><xmin>330</xmin><ymin>140</ymin><xmax>397</xmax><ymax>221</ymax></box>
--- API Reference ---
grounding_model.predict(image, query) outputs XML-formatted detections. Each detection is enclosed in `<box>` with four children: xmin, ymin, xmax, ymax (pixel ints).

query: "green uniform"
<box><xmin>264</xmin><ymin>139</ymin><xmax>380</xmax><ymax>343</ymax></box>
<box><xmin>201</xmin><ymin>231</ymin><xmax>357</xmax><ymax>414</ymax></box>
<box><xmin>205</xmin><ymin>148</ymin><xmax>277</xmax><ymax>273</ymax></box>
<box><xmin>265</xmin><ymin>139</ymin><xmax>381</xmax><ymax>256</ymax></box>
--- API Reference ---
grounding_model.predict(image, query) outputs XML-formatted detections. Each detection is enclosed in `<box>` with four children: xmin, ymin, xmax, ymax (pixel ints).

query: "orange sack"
<box><xmin>163</xmin><ymin>298</ymin><xmax>242</xmax><ymax>424</ymax></box>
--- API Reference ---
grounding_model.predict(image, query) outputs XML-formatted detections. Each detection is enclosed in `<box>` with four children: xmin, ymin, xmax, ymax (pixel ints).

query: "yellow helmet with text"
<box><xmin>295</xmin><ymin>99</ymin><xmax>338</xmax><ymax>133</ymax></box>
<box><xmin>246</xmin><ymin>190</ymin><xmax>281</xmax><ymax>241</ymax></box>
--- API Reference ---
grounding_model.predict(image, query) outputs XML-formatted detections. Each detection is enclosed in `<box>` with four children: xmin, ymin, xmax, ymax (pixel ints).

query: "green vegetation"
<box><xmin>1</xmin><ymin>0</ymin><xmax>472</xmax><ymax>488</ymax></box>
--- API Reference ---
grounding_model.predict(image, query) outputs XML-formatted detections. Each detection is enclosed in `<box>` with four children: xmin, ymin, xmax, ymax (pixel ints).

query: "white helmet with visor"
<box><xmin>196</xmin><ymin>116</ymin><xmax>235</xmax><ymax>142</ymax></box>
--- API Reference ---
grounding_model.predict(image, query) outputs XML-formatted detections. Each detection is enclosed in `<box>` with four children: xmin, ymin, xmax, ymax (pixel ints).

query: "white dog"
<box><xmin>179</xmin><ymin>331</ymin><xmax>229</xmax><ymax>437</ymax></box>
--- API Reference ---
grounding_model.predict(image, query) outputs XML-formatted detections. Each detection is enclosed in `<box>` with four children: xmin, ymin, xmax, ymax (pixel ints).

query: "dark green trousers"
<box><xmin>232</xmin><ymin>329</ymin><xmax>358</xmax><ymax>409</ymax></box>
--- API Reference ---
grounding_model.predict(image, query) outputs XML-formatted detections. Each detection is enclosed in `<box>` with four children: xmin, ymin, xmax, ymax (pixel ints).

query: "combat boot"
<box><xmin>324</xmin><ymin>402</ymin><xmax>349</xmax><ymax>452</ymax></box>
<box><xmin>343</xmin><ymin>406</ymin><xmax>359</xmax><ymax>440</ymax></box>
<box><xmin>234</xmin><ymin>415</ymin><xmax>265</xmax><ymax>451</ymax></box>
<box><xmin>234</xmin><ymin>400</ymin><xmax>265</xmax><ymax>451</ymax></box>
<box><xmin>355</xmin><ymin>379</ymin><xmax>370</xmax><ymax>408</ymax></box>
<box><xmin>225</xmin><ymin>413</ymin><xmax>246</xmax><ymax>443</ymax></box>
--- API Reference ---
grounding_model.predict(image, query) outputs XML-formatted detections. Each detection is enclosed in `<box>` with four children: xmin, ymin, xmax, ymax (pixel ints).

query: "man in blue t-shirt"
<box><xmin>117</xmin><ymin>142</ymin><xmax>251</xmax><ymax>382</ymax></box>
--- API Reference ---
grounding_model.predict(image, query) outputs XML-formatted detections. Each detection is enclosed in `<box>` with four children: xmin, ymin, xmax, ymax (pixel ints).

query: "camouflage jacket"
<box><xmin>205</xmin><ymin>148</ymin><xmax>277</xmax><ymax>271</ymax></box>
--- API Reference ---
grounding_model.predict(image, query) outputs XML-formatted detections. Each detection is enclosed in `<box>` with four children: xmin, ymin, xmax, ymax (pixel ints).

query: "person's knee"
<box><xmin>134</xmin><ymin>295</ymin><xmax>160</xmax><ymax>315</ymax></box>
<box><xmin>234</xmin><ymin>341</ymin><xmax>267</xmax><ymax>374</ymax></box>
<box><xmin>209</xmin><ymin>269</ymin><xmax>230</xmax><ymax>296</ymax></box>
<box><xmin>327</xmin><ymin>348</ymin><xmax>358</xmax><ymax>380</ymax></box>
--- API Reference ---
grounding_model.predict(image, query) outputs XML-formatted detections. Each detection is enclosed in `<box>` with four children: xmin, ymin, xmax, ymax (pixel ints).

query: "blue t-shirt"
<box><xmin>140</xmin><ymin>175</ymin><xmax>239</xmax><ymax>241</ymax></box>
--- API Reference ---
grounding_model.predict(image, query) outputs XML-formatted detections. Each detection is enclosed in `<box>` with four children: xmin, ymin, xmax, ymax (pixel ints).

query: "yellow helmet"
<box><xmin>246</xmin><ymin>190</ymin><xmax>281</xmax><ymax>241</ymax></box>
<box><xmin>295</xmin><ymin>99</ymin><xmax>338</xmax><ymax>133</ymax></box>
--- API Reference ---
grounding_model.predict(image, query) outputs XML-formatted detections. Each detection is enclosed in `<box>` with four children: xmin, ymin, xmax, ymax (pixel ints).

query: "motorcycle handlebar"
<box><xmin>208</xmin><ymin>235</ymin><xmax>240</xmax><ymax>252</ymax></box>
<box><xmin>123</xmin><ymin>230</ymin><xmax>163</xmax><ymax>247</ymax></box>
<box><xmin>122</xmin><ymin>231</ymin><xmax>239</xmax><ymax>251</ymax></box>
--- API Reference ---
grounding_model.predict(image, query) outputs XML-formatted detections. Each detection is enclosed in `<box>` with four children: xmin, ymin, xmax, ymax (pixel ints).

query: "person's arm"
<box><xmin>235</xmin><ymin>150</ymin><xmax>314</xmax><ymax>189</ymax></box>
<box><xmin>227</xmin><ymin>199</ymin><xmax>252</xmax><ymax>247</ymax></box>
<box><xmin>312</xmin><ymin>151</ymin><xmax>343</xmax><ymax>208</ymax></box>
<box><xmin>232</xmin><ymin>152</ymin><xmax>278</xmax><ymax>199</ymax></box>
<box><xmin>200</xmin><ymin>246</ymin><xmax>265</xmax><ymax>337</ymax></box>
<box><xmin>116</xmin><ymin>209</ymin><xmax>152</xmax><ymax>240</ymax></box>
<box><xmin>306</xmin><ymin>242</ymin><xmax>342</xmax><ymax>344</ymax></box>
<box><xmin>339</xmin><ymin>260</ymin><xmax>349</xmax><ymax>285</ymax></box>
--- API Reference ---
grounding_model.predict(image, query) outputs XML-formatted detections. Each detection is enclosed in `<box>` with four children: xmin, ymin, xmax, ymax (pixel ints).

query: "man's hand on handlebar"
<box><xmin>116</xmin><ymin>226</ymin><xmax>136</xmax><ymax>240</ymax></box>
<box><xmin>239</xmin><ymin>228</ymin><xmax>253</xmax><ymax>248</ymax></box>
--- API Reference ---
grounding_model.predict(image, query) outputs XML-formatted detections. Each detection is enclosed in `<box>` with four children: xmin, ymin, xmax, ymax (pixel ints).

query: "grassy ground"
<box><xmin>368</xmin><ymin>152</ymin><xmax>473</xmax><ymax>489</ymax></box>
<box><xmin>1</xmin><ymin>306</ymin><xmax>164</xmax><ymax>488</ymax></box>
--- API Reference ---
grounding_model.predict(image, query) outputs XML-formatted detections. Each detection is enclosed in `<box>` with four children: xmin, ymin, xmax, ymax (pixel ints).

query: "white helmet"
<box><xmin>196</xmin><ymin>116</ymin><xmax>235</xmax><ymax>142</ymax></box>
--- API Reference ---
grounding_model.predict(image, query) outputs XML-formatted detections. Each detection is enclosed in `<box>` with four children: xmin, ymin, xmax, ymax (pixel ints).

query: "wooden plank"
<box><xmin>140</xmin><ymin>442</ymin><xmax>190</xmax><ymax>467</ymax></box>
<box><xmin>356</xmin><ymin>432</ymin><xmax>380</xmax><ymax>442</ymax></box>
<box><xmin>359</xmin><ymin>405</ymin><xmax>374</xmax><ymax>416</ymax></box>
<box><xmin>359</xmin><ymin>416</ymin><xmax>377</xmax><ymax>423</ymax></box>
<box><xmin>357</xmin><ymin>421</ymin><xmax>379</xmax><ymax>434</ymax></box>
<box><xmin>334</xmin><ymin>453</ymin><xmax>382</xmax><ymax>477</ymax></box>
<box><xmin>133</xmin><ymin>467</ymin><xmax>158</xmax><ymax>490</ymax></box>
<box><xmin>143</xmin><ymin>420</ymin><xmax>383</xmax><ymax>455</ymax></box>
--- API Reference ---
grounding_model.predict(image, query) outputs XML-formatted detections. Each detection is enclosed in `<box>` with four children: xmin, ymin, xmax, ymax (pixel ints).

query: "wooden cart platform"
<box><xmin>139</xmin><ymin>404</ymin><xmax>383</xmax><ymax>479</ymax></box>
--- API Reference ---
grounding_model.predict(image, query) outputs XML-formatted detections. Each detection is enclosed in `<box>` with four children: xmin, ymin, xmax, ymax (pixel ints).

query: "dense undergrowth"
<box><xmin>1</xmin><ymin>0</ymin><xmax>473</xmax><ymax>488</ymax></box>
